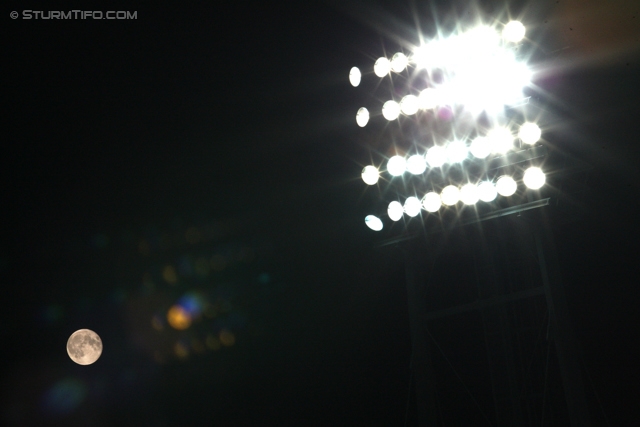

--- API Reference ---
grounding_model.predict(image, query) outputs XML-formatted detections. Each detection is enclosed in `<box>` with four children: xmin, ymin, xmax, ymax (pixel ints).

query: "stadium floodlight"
<box><xmin>446</xmin><ymin>140</ymin><xmax>469</xmax><ymax>163</ymax></box>
<box><xmin>382</xmin><ymin>100</ymin><xmax>401</xmax><ymax>121</ymax></box>
<box><xmin>400</xmin><ymin>95</ymin><xmax>420</xmax><ymax>115</ymax></box>
<box><xmin>470</xmin><ymin>136</ymin><xmax>492</xmax><ymax>159</ymax></box>
<box><xmin>496</xmin><ymin>176</ymin><xmax>517</xmax><ymax>196</ymax></box>
<box><xmin>426</xmin><ymin>145</ymin><xmax>447</xmax><ymax>167</ymax></box>
<box><xmin>356</xmin><ymin>107</ymin><xmax>370</xmax><ymax>127</ymax></box>
<box><xmin>523</xmin><ymin>166</ymin><xmax>545</xmax><ymax>189</ymax></box>
<box><xmin>388</xmin><ymin>201</ymin><xmax>404</xmax><ymax>221</ymax></box>
<box><xmin>349</xmin><ymin>67</ymin><xmax>362</xmax><ymax>87</ymax></box>
<box><xmin>422</xmin><ymin>192</ymin><xmax>442</xmax><ymax>212</ymax></box>
<box><xmin>391</xmin><ymin>53</ymin><xmax>409</xmax><ymax>72</ymax></box>
<box><xmin>361</xmin><ymin>165</ymin><xmax>379</xmax><ymax>185</ymax></box>
<box><xmin>387</xmin><ymin>155</ymin><xmax>407</xmax><ymax>176</ymax></box>
<box><xmin>460</xmin><ymin>183</ymin><xmax>480</xmax><ymax>205</ymax></box>
<box><xmin>374</xmin><ymin>57</ymin><xmax>391</xmax><ymax>77</ymax></box>
<box><xmin>477</xmin><ymin>181</ymin><xmax>498</xmax><ymax>202</ymax></box>
<box><xmin>407</xmin><ymin>154</ymin><xmax>427</xmax><ymax>175</ymax></box>
<box><xmin>404</xmin><ymin>197</ymin><xmax>422</xmax><ymax>217</ymax></box>
<box><xmin>489</xmin><ymin>128</ymin><xmax>514</xmax><ymax>154</ymax></box>
<box><xmin>519</xmin><ymin>122</ymin><xmax>541</xmax><ymax>144</ymax></box>
<box><xmin>365</xmin><ymin>215</ymin><xmax>383</xmax><ymax>231</ymax></box>
<box><xmin>418</xmin><ymin>88</ymin><xmax>439</xmax><ymax>110</ymax></box>
<box><xmin>441</xmin><ymin>185</ymin><xmax>460</xmax><ymax>206</ymax></box>
<box><xmin>503</xmin><ymin>21</ymin><xmax>526</xmax><ymax>43</ymax></box>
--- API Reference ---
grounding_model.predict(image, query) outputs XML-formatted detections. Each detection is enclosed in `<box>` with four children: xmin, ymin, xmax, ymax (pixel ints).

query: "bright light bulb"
<box><xmin>400</xmin><ymin>95</ymin><xmax>420</xmax><ymax>115</ymax></box>
<box><xmin>349</xmin><ymin>67</ymin><xmax>361</xmax><ymax>87</ymax></box>
<box><xmin>460</xmin><ymin>183</ymin><xmax>479</xmax><ymax>205</ymax></box>
<box><xmin>426</xmin><ymin>146</ymin><xmax>447</xmax><ymax>167</ymax></box>
<box><xmin>382</xmin><ymin>100</ymin><xmax>401</xmax><ymax>121</ymax></box>
<box><xmin>422</xmin><ymin>192</ymin><xmax>441</xmax><ymax>212</ymax></box>
<box><xmin>503</xmin><ymin>21</ymin><xmax>526</xmax><ymax>43</ymax></box>
<box><xmin>477</xmin><ymin>181</ymin><xmax>498</xmax><ymax>202</ymax></box>
<box><xmin>489</xmin><ymin>128</ymin><xmax>514</xmax><ymax>154</ymax></box>
<box><xmin>470</xmin><ymin>136</ymin><xmax>491</xmax><ymax>159</ymax></box>
<box><xmin>356</xmin><ymin>107</ymin><xmax>369</xmax><ymax>127</ymax></box>
<box><xmin>496</xmin><ymin>176</ymin><xmax>517</xmax><ymax>196</ymax></box>
<box><xmin>407</xmin><ymin>155</ymin><xmax>427</xmax><ymax>175</ymax></box>
<box><xmin>374</xmin><ymin>57</ymin><xmax>391</xmax><ymax>77</ymax></box>
<box><xmin>365</xmin><ymin>215</ymin><xmax>383</xmax><ymax>231</ymax></box>
<box><xmin>418</xmin><ymin>88</ymin><xmax>438</xmax><ymax>109</ymax></box>
<box><xmin>446</xmin><ymin>140</ymin><xmax>468</xmax><ymax>163</ymax></box>
<box><xmin>440</xmin><ymin>185</ymin><xmax>460</xmax><ymax>206</ymax></box>
<box><xmin>404</xmin><ymin>197</ymin><xmax>422</xmax><ymax>217</ymax></box>
<box><xmin>387</xmin><ymin>156</ymin><xmax>406</xmax><ymax>176</ymax></box>
<box><xmin>391</xmin><ymin>53</ymin><xmax>409</xmax><ymax>72</ymax></box>
<box><xmin>519</xmin><ymin>122</ymin><xmax>541</xmax><ymax>144</ymax></box>
<box><xmin>523</xmin><ymin>167</ymin><xmax>545</xmax><ymax>189</ymax></box>
<box><xmin>388</xmin><ymin>201</ymin><xmax>404</xmax><ymax>221</ymax></box>
<box><xmin>361</xmin><ymin>166</ymin><xmax>379</xmax><ymax>185</ymax></box>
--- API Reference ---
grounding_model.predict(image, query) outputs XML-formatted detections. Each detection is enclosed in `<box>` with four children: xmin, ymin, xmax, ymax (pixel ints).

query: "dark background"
<box><xmin>3</xmin><ymin>0</ymin><xmax>640</xmax><ymax>425</ymax></box>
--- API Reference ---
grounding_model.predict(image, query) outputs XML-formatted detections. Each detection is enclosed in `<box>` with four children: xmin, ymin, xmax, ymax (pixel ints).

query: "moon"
<box><xmin>67</xmin><ymin>329</ymin><xmax>103</xmax><ymax>365</ymax></box>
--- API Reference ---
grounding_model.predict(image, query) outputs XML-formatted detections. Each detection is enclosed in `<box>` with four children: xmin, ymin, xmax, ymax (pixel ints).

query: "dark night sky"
<box><xmin>3</xmin><ymin>1</ymin><xmax>640</xmax><ymax>426</ymax></box>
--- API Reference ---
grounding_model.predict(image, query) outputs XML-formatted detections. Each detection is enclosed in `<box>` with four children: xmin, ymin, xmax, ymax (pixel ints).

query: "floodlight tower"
<box><xmin>350</xmin><ymin>19</ymin><xmax>590</xmax><ymax>426</ymax></box>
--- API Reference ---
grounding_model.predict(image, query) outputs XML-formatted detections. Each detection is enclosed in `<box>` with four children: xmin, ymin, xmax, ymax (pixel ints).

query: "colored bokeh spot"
<box><xmin>206</xmin><ymin>334</ymin><xmax>221</xmax><ymax>351</ymax></box>
<box><xmin>41</xmin><ymin>378</ymin><xmax>87</xmax><ymax>416</ymax></box>
<box><xmin>174</xmin><ymin>341</ymin><xmax>189</xmax><ymax>359</ymax></box>
<box><xmin>219</xmin><ymin>329</ymin><xmax>235</xmax><ymax>347</ymax></box>
<box><xmin>162</xmin><ymin>265</ymin><xmax>177</xmax><ymax>284</ymax></box>
<box><xmin>167</xmin><ymin>305</ymin><xmax>191</xmax><ymax>330</ymax></box>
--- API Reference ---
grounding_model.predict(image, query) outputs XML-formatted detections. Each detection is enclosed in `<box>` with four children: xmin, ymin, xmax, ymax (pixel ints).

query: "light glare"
<box><xmin>365</xmin><ymin>215</ymin><xmax>383</xmax><ymax>231</ymax></box>
<box><xmin>388</xmin><ymin>201</ymin><xmax>404</xmax><ymax>221</ymax></box>
<box><xmin>477</xmin><ymin>182</ymin><xmax>498</xmax><ymax>202</ymax></box>
<box><xmin>446</xmin><ymin>140</ymin><xmax>468</xmax><ymax>163</ymax></box>
<box><xmin>503</xmin><ymin>21</ymin><xmax>526</xmax><ymax>43</ymax></box>
<box><xmin>496</xmin><ymin>176</ymin><xmax>517</xmax><ymax>196</ymax></box>
<box><xmin>407</xmin><ymin>155</ymin><xmax>427</xmax><ymax>175</ymax></box>
<box><xmin>470</xmin><ymin>136</ymin><xmax>491</xmax><ymax>159</ymax></box>
<box><xmin>418</xmin><ymin>88</ymin><xmax>439</xmax><ymax>109</ymax></box>
<box><xmin>361</xmin><ymin>166</ymin><xmax>379</xmax><ymax>185</ymax></box>
<box><xmin>523</xmin><ymin>167</ymin><xmax>545</xmax><ymax>189</ymax></box>
<box><xmin>422</xmin><ymin>192</ymin><xmax>441</xmax><ymax>212</ymax></box>
<box><xmin>460</xmin><ymin>183</ymin><xmax>479</xmax><ymax>205</ymax></box>
<box><xmin>441</xmin><ymin>185</ymin><xmax>460</xmax><ymax>206</ymax></box>
<box><xmin>489</xmin><ymin>128</ymin><xmax>514</xmax><ymax>154</ymax></box>
<box><xmin>391</xmin><ymin>53</ymin><xmax>409</xmax><ymax>72</ymax></box>
<box><xmin>356</xmin><ymin>107</ymin><xmax>369</xmax><ymax>127</ymax></box>
<box><xmin>349</xmin><ymin>67</ymin><xmax>361</xmax><ymax>87</ymax></box>
<box><xmin>426</xmin><ymin>146</ymin><xmax>447</xmax><ymax>167</ymax></box>
<box><xmin>404</xmin><ymin>197</ymin><xmax>422</xmax><ymax>217</ymax></box>
<box><xmin>400</xmin><ymin>95</ymin><xmax>420</xmax><ymax>115</ymax></box>
<box><xmin>374</xmin><ymin>57</ymin><xmax>391</xmax><ymax>77</ymax></box>
<box><xmin>382</xmin><ymin>100</ymin><xmax>401</xmax><ymax>121</ymax></box>
<box><xmin>519</xmin><ymin>122</ymin><xmax>542</xmax><ymax>144</ymax></box>
<box><xmin>387</xmin><ymin>156</ymin><xmax>406</xmax><ymax>176</ymax></box>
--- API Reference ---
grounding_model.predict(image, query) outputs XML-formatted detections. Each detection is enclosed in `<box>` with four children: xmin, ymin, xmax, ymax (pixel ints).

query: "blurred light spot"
<box><xmin>162</xmin><ymin>265</ymin><xmax>178</xmax><ymax>285</ymax></box>
<box><xmin>41</xmin><ymin>378</ymin><xmax>87</xmax><ymax>416</ymax></box>
<box><xmin>174</xmin><ymin>341</ymin><xmax>189</xmax><ymax>359</ymax></box>
<box><xmin>258</xmin><ymin>273</ymin><xmax>271</xmax><ymax>284</ymax></box>
<box><xmin>219</xmin><ymin>329</ymin><xmax>235</xmax><ymax>347</ymax></box>
<box><xmin>138</xmin><ymin>239</ymin><xmax>150</xmax><ymax>256</ymax></box>
<box><xmin>177</xmin><ymin>292</ymin><xmax>206</xmax><ymax>320</ymax></box>
<box><xmin>191</xmin><ymin>339</ymin><xmax>205</xmax><ymax>354</ymax></box>
<box><xmin>185</xmin><ymin>227</ymin><xmax>201</xmax><ymax>244</ymax></box>
<box><xmin>151</xmin><ymin>315</ymin><xmax>164</xmax><ymax>331</ymax></box>
<box><xmin>167</xmin><ymin>305</ymin><xmax>191</xmax><ymax>330</ymax></box>
<box><xmin>210</xmin><ymin>254</ymin><xmax>227</xmax><ymax>271</ymax></box>
<box><xmin>194</xmin><ymin>257</ymin><xmax>210</xmax><ymax>278</ymax></box>
<box><xmin>206</xmin><ymin>334</ymin><xmax>221</xmax><ymax>351</ymax></box>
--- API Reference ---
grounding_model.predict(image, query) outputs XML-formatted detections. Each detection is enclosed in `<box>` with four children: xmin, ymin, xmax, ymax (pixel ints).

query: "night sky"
<box><xmin>4</xmin><ymin>1</ymin><xmax>640</xmax><ymax>426</ymax></box>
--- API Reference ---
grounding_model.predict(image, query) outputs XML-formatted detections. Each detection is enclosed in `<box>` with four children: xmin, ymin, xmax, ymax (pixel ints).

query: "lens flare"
<box><xmin>387</xmin><ymin>155</ymin><xmax>406</xmax><ymax>176</ymax></box>
<box><xmin>356</xmin><ymin>107</ymin><xmax>369</xmax><ymax>127</ymax></box>
<box><xmin>441</xmin><ymin>185</ymin><xmax>460</xmax><ymax>206</ymax></box>
<box><xmin>404</xmin><ymin>197</ymin><xmax>422</xmax><ymax>217</ymax></box>
<box><xmin>496</xmin><ymin>176</ymin><xmax>517</xmax><ymax>196</ymax></box>
<box><xmin>361</xmin><ymin>165</ymin><xmax>379</xmax><ymax>185</ymax></box>
<box><xmin>422</xmin><ymin>192</ymin><xmax>441</xmax><ymax>212</ymax></box>
<box><xmin>523</xmin><ymin>167</ymin><xmax>545</xmax><ymax>189</ymax></box>
<box><xmin>388</xmin><ymin>201</ymin><xmax>404</xmax><ymax>221</ymax></box>
<box><xmin>349</xmin><ymin>67</ymin><xmax>361</xmax><ymax>87</ymax></box>
<box><xmin>374</xmin><ymin>57</ymin><xmax>391</xmax><ymax>77</ymax></box>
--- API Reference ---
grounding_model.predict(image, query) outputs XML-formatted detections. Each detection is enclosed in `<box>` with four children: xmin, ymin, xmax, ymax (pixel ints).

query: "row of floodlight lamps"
<box><xmin>349</xmin><ymin>21</ymin><xmax>526</xmax><ymax>88</ymax></box>
<box><xmin>361</xmin><ymin>123</ymin><xmax>541</xmax><ymax>185</ymax></box>
<box><xmin>364</xmin><ymin>166</ymin><xmax>545</xmax><ymax>231</ymax></box>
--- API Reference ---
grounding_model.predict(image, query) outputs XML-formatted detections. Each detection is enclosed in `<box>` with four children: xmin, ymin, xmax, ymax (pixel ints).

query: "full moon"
<box><xmin>67</xmin><ymin>329</ymin><xmax>103</xmax><ymax>365</ymax></box>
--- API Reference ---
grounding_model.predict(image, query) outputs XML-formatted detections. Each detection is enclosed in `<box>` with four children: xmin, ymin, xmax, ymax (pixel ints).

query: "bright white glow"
<box><xmin>503</xmin><ymin>21</ymin><xmax>526</xmax><ymax>43</ymax></box>
<box><xmin>477</xmin><ymin>182</ymin><xmax>498</xmax><ymax>202</ymax></box>
<box><xmin>391</xmin><ymin>53</ymin><xmax>409</xmax><ymax>72</ymax></box>
<box><xmin>519</xmin><ymin>122</ymin><xmax>542</xmax><ymax>144</ymax></box>
<box><xmin>470</xmin><ymin>136</ymin><xmax>492</xmax><ymax>159</ymax></box>
<box><xmin>400</xmin><ymin>95</ymin><xmax>420</xmax><ymax>115</ymax></box>
<box><xmin>374</xmin><ymin>57</ymin><xmax>391</xmax><ymax>77</ymax></box>
<box><xmin>426</xmin><ymin>146</ymin><xmax>447</xmax><ymax>167</ymax></box>
<box><xmin>356</xmin><ymin>107</ymin><xmax>369</xmax><ymax>127</ymax></box>
<box><xmin>496</xmin><ymin>176</ymin><xmax>517</xmax><ymax>196</ymax></box>
<box><xmin>388</xmin><ymin>201</ymin><xmax>404</xmax><ymax>221</ymax></box>
<box><xmin>387</xmin><ymin>156</ymin><xmax>406</xmax><ymax>176</ymax></box>
<box><xmin>365</xmin><ymin>215</ymin><xmax>383</xmax><ymax>231</ymax></box>
<box><xmin>418</xmin><ymin>88</ymin><xmax>439</xmax><ymax>109</ymax></box>
<box><xmin>349</xmin><ymin>67</ymin><xmax>361</xmax><ymax>87</ymax></box>
<box><xmin>488</xmin><ymin>128</ymin><xmax>514</xmax><ymax>154</ymax></box>
<box><xmin>446</xmin><ymin>140</ymin><xmax>468</xmax><ymax>163</ymax></box>
<box><xmin>523</xmin><ymin>167</ymin><xmax>545</xmax><ymax>189</ymax></box>
<box><xmin>422</xmin><ymin>192</ymin><xmax>441</xmax><ymax>212</ymax></box>
<box><xmin>441</xmin><ymin>185</ymin><xmax>460</xmax><ymax>206</ymax></box>
<box><xmin>407</xmin><ymin>155</ymin><xmax>427</xmax><ymax>175</ymax></box>
<box><xmin>361</xmin><ymin>166</ymin><xmax>379</xmax><ymax>185</ymax></box>
<box><xmin>460</xmin><ymin>183</ymin><xmax>480</xmax><ymax>205</ymax></box>
<box><xmin>382</xmin><ymin>100</ymin><xmax>401</xmax><ymax>121</ymax></box>
<box><xmin>404</xmin><ymin>197</ymin><xmax>422</xmax><ymax>217</ymax></box>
